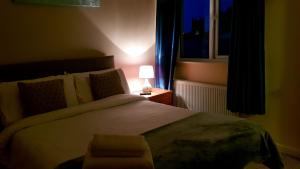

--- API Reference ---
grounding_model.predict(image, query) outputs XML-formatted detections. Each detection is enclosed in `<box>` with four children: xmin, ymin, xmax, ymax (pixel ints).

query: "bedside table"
<box><xmin>136</xmin><ymin>88</ymin><xmax>173</xmax><ymax>105</ymax></box>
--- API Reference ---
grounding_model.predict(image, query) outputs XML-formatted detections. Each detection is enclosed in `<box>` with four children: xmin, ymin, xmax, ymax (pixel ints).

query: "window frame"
<box><xmin>179</xmin><ymin>0</ymin><xmax>230</xmax><ymax>62</ymax></box>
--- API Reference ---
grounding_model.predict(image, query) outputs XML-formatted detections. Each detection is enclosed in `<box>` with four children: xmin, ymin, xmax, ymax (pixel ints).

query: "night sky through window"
<box><xmin>182</xmin><ymin>0</ymin><xmax>233</xmax><ymax>58</ymax></box>
<box><xmin>183</xmin><ymin>0</ymin><xmax>233</xmax><ymax>33</ymax></box>
<box><xmin>183</xmin><ymin>0</ymin><xmax>210</xmax><ymax>33</ymax></box>
<box><xmin>220</xmin><ymin>0</ymin><xmax>233</xmax><ymax>12</ymax></box>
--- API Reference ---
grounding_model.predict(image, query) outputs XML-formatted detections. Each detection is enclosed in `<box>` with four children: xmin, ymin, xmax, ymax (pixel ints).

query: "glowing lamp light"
<box><xmin>139</xmin><ymin>65</ymin><xmax>154</xmax><ymax>94</ymax></box>
<box><xmin>123</xmin><ymin>46</ymin><xmax>146</xmax><ymax>57</ymax></box>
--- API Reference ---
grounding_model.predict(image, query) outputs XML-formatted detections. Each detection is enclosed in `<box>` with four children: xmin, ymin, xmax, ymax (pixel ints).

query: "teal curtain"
<box><xmin>227</xmin><ymin>0</ymin><xmax>265</xmax><ymax>115</ymax></box>
<box><xmin>155</xmin><ymin>0</ymin><xmax>182</xmax><ymax>90</ymax></box>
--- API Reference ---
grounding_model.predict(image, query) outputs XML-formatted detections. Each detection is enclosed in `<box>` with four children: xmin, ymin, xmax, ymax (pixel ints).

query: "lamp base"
<box><xmin>141</xmin><ymin>79</ymin><xmax>152</xmax><ymax>95</ymax></box>
<box><xmin>140</xmin><ymin>92</ymin><xmax>151</xmax><ymax>95</ymax></box>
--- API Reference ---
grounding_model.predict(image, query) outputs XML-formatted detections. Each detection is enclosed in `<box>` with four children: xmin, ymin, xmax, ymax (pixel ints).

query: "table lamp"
<box><xmin>139</xmin><ymin>65</ymin><xmax>154</xmax><ymax>95</ymax></box>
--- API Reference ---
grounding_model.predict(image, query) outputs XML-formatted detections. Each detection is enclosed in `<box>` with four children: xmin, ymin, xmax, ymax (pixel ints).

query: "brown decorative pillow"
<box><xmin>89</xmin><ymin>70</ymin><xmax>125</xmax><ymax>100</ymax></box>
<box><xmin>18</xmin><ymin>79</ymin><xmax>67</xmax><ymax>116</ymax></box>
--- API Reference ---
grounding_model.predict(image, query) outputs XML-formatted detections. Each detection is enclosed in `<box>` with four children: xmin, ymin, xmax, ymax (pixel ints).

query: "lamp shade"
<box><xmin>139</xmin><ymin>65</ymin><xmax>154</xmax><ymax>79</ymax></box>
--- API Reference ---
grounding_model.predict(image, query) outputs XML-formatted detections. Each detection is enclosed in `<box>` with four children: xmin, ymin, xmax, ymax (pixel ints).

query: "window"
<box><xmin>180</xmin><ymin>0</ymin><xmax>233</xmax><ymax>60</ymax></box>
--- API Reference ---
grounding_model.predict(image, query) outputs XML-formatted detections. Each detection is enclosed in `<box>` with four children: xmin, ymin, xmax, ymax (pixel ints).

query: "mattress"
<box><xmin>0</xmin><ymin>94</ymin><xmax>284</xmax><ymax>169</ymax></box>
<box><xmin>0</xmin><ymin>94</ymin><xmax>193</xmax><ymax>169</ymax></box>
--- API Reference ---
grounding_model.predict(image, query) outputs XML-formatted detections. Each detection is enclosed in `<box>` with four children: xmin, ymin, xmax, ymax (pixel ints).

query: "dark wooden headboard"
<box><xmin>0</xmin><ymin>56</ymin><xmax>114</xmax><ymax>82</ymax></box>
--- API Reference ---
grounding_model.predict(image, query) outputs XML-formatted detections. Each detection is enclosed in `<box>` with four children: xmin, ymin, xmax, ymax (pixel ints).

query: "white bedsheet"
<box><xmin>0</xmin><ymin>94</ymin><xmax>193</xmax><ymax>169</ymax></box>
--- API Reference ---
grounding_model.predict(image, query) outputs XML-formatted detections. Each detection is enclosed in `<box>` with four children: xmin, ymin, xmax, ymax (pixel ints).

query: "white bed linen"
<box><xmin>0</xmin><ymin>94</ymin><xmax>193</xmax><ymax>169</ymax></box>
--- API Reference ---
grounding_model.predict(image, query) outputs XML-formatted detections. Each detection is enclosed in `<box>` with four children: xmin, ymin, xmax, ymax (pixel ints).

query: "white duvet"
<box><xmin>0</xmin><ymin>94</ymin><xmax>193</xmax><ymax>169</ymax></box>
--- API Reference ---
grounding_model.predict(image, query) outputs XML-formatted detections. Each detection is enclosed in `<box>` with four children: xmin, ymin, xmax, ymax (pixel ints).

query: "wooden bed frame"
<box><xmin>0</xmin><ymin>56</ymin><xmax>114</xmax><ymax>82</ymax></box>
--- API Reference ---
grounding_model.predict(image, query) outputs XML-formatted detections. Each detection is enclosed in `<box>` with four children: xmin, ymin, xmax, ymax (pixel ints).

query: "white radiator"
<box><xmin>174</xmin><ymin>80</ymin><xmax>236</xmax><ymax>116</ymax></box>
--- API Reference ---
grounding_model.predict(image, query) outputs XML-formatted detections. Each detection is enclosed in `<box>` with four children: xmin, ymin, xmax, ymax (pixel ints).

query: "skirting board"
<box><xmin>277</xmin><ymin>143</ymin><xmax>300</xmax><ymax>159</ymax></box>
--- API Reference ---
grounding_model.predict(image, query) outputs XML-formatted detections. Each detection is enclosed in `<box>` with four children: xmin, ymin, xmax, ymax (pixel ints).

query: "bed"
<box><xmin>0</xmin><ymin>56</ymin><xmax>284</xmax><ymax>169</ymax></box>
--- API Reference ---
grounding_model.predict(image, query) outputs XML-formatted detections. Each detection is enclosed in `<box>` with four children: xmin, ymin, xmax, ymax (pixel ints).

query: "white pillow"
<box><xmin>0</xmin><ymin>74</ymin><xmax>79</xmax><ymax>126</ymax></box>
<box><xmin>74</xmin><ymin>75</ymin><xmax>93</xmax><ymax>104</ymax></box>
<box><xmin>73</xmin><ymin>68</ymin><xmax>130</xmax><ymax>104</ymax></box>
<box><xmin>63</xmin><ymin>75</ymin><xmax>79</xmax><ymax>107</ymax></box>
<box><xmin>0</xmin><ymin>83</ymin><xmax>23</xmax><ymax>126</ymax></box>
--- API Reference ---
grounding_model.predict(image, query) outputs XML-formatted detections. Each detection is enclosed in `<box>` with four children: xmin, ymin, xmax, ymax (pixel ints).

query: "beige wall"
<box><xmin>175</xmin><ymin>61</ymin><xmax>228</xmax><ymax>86</ymax></box>
<box><xmin>175</xmin><ymin>0</ymin><xmax>300</xmax><ymax>155</ymax></box>
<box><xmin>0</xmin><ymin>0</ymin><xmax>156</xmax><ymax>91</ymax></box>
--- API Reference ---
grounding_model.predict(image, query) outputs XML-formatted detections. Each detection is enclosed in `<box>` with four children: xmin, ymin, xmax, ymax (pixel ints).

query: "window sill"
<box><xmin>177</xmin><ymin>57</ymin><xmax>228</xmax><ymax>63</ymax></box>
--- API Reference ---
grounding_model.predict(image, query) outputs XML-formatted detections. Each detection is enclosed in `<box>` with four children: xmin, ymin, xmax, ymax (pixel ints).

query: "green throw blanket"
<box><xmin>55</xmin><ymin>112</ymin><xmax>284</xmax><ymax>169</ymax></box>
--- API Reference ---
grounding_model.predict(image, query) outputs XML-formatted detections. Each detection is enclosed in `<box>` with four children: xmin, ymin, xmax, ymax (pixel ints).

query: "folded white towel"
<box><xmin>83</xmin><ymin>154</ymin><xmax>154</xmax><ymax>169</ymax></box>
<box><xmin>83</xmin><ymin>134</ymin><xmax>155</xmax><ymax>169</ymax></box>
<box><xmin>90</xmin><ymin>134</ymin><xmax>147</xmax><ymax>157</ymax></box>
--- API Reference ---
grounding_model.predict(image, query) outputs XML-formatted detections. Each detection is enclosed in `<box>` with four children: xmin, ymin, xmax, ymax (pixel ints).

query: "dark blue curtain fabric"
<box><xmin>155</xmin><ymin>0</ymin><xmax>181</xmax><ymax>90</ymax></box>
<box><xmin>227</xmin><ymin>0</ymin><xmax>265</xmax><ymax>114</ymax></box>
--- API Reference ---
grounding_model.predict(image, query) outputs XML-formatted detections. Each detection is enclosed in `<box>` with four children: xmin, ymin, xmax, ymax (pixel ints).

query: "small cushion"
<box><xmin>0</xmin><ymin>74</ymin><xmax>78</xmax><ymax>126</ymax></box>
<box><xmin>18</xmin><ymin>79</ymin><xmax>67</xmax><ymax>116</ymax></box>
<box><xmin>73</xmin><ymin>69</ymin><xmax>130</xmax><ymax>104</ymax></box>
<box><xmin>90</xmin><ymin>70</ymin><xmax>125</xmax><ymax>100</ymax></box>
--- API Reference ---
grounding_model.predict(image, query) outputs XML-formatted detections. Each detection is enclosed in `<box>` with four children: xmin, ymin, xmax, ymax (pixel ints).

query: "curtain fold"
<box><xmin>155</xmin><ymin>0</ymin><xmax>181</xmax><ymax>90</ymax></box>
<box><xmin>227</xmin><ymin>0</ymin><xmax>265</xmax><ymax>115</ymax></box>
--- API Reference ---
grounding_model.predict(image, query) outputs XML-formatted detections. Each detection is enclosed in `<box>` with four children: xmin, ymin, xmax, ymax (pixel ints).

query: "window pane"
<box><xmin>218</xmin><ymin>0</ymin><xmax>233</xmax><ymax>56</ymax></box>
<box><xmin>181</xmin><ymin>0</ymin><xmax>210</xmax><ymax>59</ymax></box>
